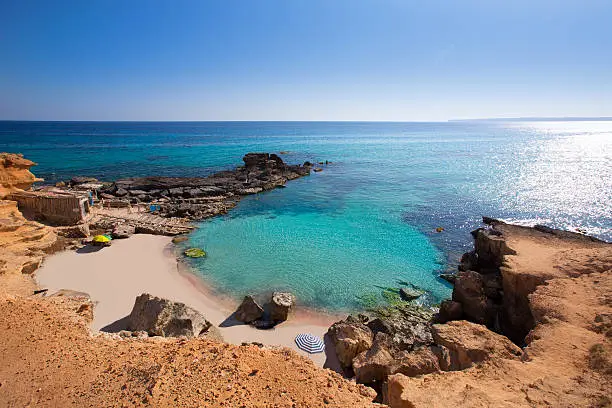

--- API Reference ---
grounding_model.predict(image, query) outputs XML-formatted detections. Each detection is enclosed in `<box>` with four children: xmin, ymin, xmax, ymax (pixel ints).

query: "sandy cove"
<box><xmin>35</xmin><ymin>234</ymin><xmax>340</xmax><ymax>368</ymax></box>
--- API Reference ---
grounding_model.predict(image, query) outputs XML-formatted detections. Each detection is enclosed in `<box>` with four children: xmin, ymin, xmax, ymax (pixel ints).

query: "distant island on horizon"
<box><xmin>450</xmin><ymin>116</ymin><xmax>612</xmax><ymax>122</ymax></box>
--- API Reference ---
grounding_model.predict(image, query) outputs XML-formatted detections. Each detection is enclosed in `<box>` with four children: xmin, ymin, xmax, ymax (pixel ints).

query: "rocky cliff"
<box><xmin>0</xmin><ymin>153</ymin><xmax>42</xmax><ymax>199</ymax></box>
<box><xmin>0</xmin><ymin>201</ymin><xmax>59</xmax><ymax>296</ymax></box>
<box><xmin>383</xmin><ymin>220</ymin><xmax>612</xmax><ymax>407</ymax></box>
<box><xmin>0</xmin><ymin>154</ymin><xmax>58</xmax><ymax>296</ymax></box>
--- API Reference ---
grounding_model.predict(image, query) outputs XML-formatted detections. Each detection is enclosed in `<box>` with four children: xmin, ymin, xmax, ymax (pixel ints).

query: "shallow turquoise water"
<box><xmin>2</xmin><ymin>120</ymin><xmax>610</xmax><ymax>311</ymax></box>
<box><xmin>185</xmin><ymin>178</ymin><xmax>447</xmax><ymax>311</ymax></box>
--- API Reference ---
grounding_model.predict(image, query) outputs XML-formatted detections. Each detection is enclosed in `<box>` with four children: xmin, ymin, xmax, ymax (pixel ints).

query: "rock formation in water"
<box><xmin>94</xmin><ymin>153</ymin><xmax>311</xmax><ymax>222</ymax></box>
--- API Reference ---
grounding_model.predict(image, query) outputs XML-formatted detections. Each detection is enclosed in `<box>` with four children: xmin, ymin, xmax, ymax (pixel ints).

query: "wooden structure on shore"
<box><xmin>9</xmin><ymin>190</ymin><xmax>91</xmax><ymax>226</ymax></box>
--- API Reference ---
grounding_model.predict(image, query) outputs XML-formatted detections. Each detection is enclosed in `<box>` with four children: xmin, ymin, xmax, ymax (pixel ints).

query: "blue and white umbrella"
<box><xmin>294</xmin><ymin>333</ymin><xmax>325</xmax><ymax>354</ymax></box>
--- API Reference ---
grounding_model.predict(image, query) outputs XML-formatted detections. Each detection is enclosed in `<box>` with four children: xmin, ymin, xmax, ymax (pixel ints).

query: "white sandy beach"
<box><xmin>36</xmin><ymin>234</ymin><xmax>342</xmax><ymax>368</ymax></box>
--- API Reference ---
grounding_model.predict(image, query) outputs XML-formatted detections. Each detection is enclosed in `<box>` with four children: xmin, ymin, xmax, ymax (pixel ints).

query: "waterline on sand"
<box><xmin>35</xmin><ymin>234</ymin><xmax>344</xmax><ymax>367</ymax></box>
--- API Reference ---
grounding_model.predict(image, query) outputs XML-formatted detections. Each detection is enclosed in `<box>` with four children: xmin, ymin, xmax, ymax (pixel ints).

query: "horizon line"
<box><xmin>1</xmin><ymin>116</ymin><xmax>612</xmax><ymax>123</ymax></box>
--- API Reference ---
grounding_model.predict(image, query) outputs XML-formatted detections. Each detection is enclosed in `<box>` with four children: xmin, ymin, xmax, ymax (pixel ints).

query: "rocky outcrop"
<box><xmin>95</xmin><ymin>153</ymin><xmax>310</xmax><ymax>222</ymax></box>
<box><xmin>234</xmin><ymin>295</ymin><xmax>264</xmax><ymax>324</ymax></box>
<box><xmin>437</xmin><ymin>300</ymin><xmax>462</xmax><ymax>323</ymax></box>
<box><xmin>329</xmin><ymin>313</ymin><xmax>519</xmax><ymax>392</ymax></box>
<box><xmin>111</xmin><ymin>223</ymin><xmax>135</xmax><ymax>239</ymax></box>
<box><xmin>126</xmin><ymin>293</ymin><xmax>219</xmax><ymax>338</ymax></box>
<box><xmin>0</xmin><ymin>200</ymin><xmax>59</xmax><ymax>295</ymax></box>
<box><xmin>327</xmin><ymin>316</ymin><xmax>374</xmax><ymax>368</ymax></box>
<box><xmin>431</xmin><ymin>321</ymin><xmax>521</xmax><ymax>371</ymax></box>
<box><xmin>366</xmin><ymin>304</ymin><xmax>434</xmax><ymax>351</ymax></box>
<box><xmin>270</xmin><ymin>291</ymin><xmax>295</xmax><ymax>322</ymax></box>
<box><xmin>353</xmin><ymin>333</ymin><xmax>396</xmax><ymax>384</ymax></box>
<box><xmin>446</xmin><ymin>218</ymin><xmax>612</xmax><ymax>344</ymax></box>
<box><xmin>393</xmin><ymin>347</ymin><xmax>440</xmax><ymax>377</ymax></box>
<box><xmin>451</xmin><ymin>270</ymin><xmax>496</xmax><ymax>326</ymax></box>
<box><xmin>0</xmin><ymin>155</ymin><xmax>60</xmax><ymax>295</ymax></box>
<box><xmin>0</xmin><ymin>153</ymin><xmax>42</xmax><ymax>199</ymax></box>
<box><xmin>352</xmin><ymin>332</ymin><xmax>441</xmax><ymax>386</ymax></box>
<box><xmin>48</xmin><ymin>289</ymin><xmax>95</xmax><ymax>323</ymax></box>
<box><xmin>382</xmin><ymin>222</ymin><xmax>612</xmax><ymax>408</ymax></box>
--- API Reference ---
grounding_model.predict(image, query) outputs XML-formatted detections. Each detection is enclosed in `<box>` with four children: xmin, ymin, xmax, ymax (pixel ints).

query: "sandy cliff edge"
<box><xmin>384</xmin><ymin>221</ymin><xmax>612</xmax><ymax>408</ymax></box>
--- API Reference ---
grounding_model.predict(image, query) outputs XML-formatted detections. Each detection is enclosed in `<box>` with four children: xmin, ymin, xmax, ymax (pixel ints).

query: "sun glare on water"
<box><xmin>501</xmin><ymin>121</ymin><xmax>612</xmax><ymax>237</ymax></box>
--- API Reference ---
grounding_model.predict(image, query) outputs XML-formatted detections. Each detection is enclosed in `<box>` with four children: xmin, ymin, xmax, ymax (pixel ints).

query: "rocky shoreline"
<box><xmin>1</xmin><ymin>151</ymin><xmax>611</xmax><ymax>406</ymax></box>
<box><xmin>321</xmin><ymin>217</ymin><xmax>611</xmax><ymax>406</ymax></box>
<box><xmin>90</xmin><ymin>152</ymin><xmax>311</xmax><ymax>221</ymax></box>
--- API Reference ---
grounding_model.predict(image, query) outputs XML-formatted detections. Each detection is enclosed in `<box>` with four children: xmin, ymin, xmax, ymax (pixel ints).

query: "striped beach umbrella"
<box><xmin>294</xmin><ymin>333</ymin><xmax>325</xmax><ymax>354</ymax></box>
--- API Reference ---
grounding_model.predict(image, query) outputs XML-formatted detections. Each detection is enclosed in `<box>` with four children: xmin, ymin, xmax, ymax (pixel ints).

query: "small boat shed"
<box><xmin>9</xmin><ymin>190</ymin><xmax>91</xmax><ymax>225</ymax></box>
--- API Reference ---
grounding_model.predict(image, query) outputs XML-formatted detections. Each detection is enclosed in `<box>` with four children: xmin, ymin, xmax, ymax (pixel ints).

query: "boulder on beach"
<box><xmin>171</xmin><ymin>236</ymin><xmax>188</xmax><ymax>244</ymax></box>
<box><xmin>111</xmin><ymin>223</ymin><xmax>135</xmax><ymax>239</ymax></box>
<box><xmin>127</xmin><ymin>293</ymin><xmax>218</xmax><ymax>338</ymax></box>
<box><xmin>270</xmin><ymin>291</ymin><xmax>296</xmax><ymax>322</ymax></box>
<box><xmin>235</xmin><ymin>295</ymin><xmax>264</xmax><ymax>324</ymax></box>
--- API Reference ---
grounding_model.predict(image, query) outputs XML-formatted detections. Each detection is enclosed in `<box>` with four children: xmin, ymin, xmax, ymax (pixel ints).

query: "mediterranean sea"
<box><xmin>1</xmin><ymin>120</ymin><xmax>610</xmax><ymax>312</ymax></box>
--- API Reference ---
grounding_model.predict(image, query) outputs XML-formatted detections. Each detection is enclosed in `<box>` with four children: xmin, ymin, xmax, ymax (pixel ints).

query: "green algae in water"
<box><xmin>184</xmin><ymin>248</ymin><xmax>206</xmax><ymax>258</ymax></box>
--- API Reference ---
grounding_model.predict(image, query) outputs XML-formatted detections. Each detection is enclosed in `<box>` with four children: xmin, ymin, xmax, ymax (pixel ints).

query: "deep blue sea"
<box><xmin>1</xmin><ymin>121</ymin><xmax>610</xmax><ymax>312</ymax></box>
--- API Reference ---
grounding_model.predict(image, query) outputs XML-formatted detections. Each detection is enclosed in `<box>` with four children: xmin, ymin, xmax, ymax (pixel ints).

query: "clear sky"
<box><xmin>1</xmin><ymin>0</ymin><xmax>610</xmax><ymax>121</ymax></box>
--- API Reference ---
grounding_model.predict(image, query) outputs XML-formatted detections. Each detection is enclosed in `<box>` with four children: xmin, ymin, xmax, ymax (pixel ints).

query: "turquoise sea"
<box><xmin>1</xmin><ymin>121</ymin><xmax>610</xmax><ymax>312</ymax></box>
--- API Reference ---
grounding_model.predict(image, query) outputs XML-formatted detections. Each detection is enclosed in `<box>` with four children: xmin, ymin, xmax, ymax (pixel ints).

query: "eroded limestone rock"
<box><xmin>270</xmin><ymin>291</ymin><xmax>295</xmax><ymax>322</ymax></box>
<box><xmin>431</xmin><ymin>320</ymin><xmax>521</xmax><ymax>371</ymax></box>
<box><xmin>111</xmin><ymin>223</ymin><xmax>135</xmax><ymax>239</ymax></box>
<box><xmin>235</xmin><ymin>295</ymin><xmax>264</xmax><ymax>324</ymax></box>
<box><xmin>327</xmin><ymin>316</ymin><xmax>374</xmax><ymax>368</ymax></box>
<box><xmin>127</xmin><ymin>293</ymin><xmax>216</xmax><ymax>338</ymax></box>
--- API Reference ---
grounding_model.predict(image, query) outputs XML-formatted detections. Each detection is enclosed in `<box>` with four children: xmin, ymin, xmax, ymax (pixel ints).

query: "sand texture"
<box><xmin>36</xmin><ymin>234</ymin><xmax>341</xmax><ymax>368</ymax></box>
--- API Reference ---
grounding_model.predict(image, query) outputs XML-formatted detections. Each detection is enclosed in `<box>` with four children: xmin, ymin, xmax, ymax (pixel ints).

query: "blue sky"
<box><xmin>1</xmin><ymin>0</ymin><xmax>610</xmax><ymax>121</ymax></box>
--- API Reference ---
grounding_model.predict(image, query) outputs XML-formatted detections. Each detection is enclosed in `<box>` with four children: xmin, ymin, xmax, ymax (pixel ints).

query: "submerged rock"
<box><xmin>184</xmin><ymin>248</ymin><xmax>206</xmax><ymax>258</ymax></box>
<box><xmin>127</xmin><ymin>293</ymin><xmax>217</xmax><ymax>338</ymax></box>
<box><xmin>439</xmin><ymin>273</ymin><xmax>457</xmax><ymax>284</ymax></box>
<box><xmin>270</xmin><ymin>292</ymin><xmax>296</xmax><ymax>322</ymax></box>
<box><xmin>399</xmin><ymin>287</ymin><xmax>423</xmax><ymax>302</ymax></box>
<box><xmin>235</xmin><ymin>295</ymin><xmax>264</xmax><ymax>324</ymax></box>
<box><xmin>171</xmin><ymin>236</ymin><xmax>188</xmax><ymax>244</ymax></box>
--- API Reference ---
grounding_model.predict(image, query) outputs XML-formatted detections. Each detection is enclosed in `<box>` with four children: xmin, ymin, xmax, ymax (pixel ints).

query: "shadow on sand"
<box><xmin>75</xmin><ymin>245</ymin><xmax>105</xmax><ymax>254</ymax></box>
<box><xmin>219</xmin><ymin>312</ymin><xmax>245</xmax><ymax>328</ymax></box>
<box><xmin>100</xmin><ymin>315</ymin><xmax>130</xmax><ymax>333</ymax></box>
